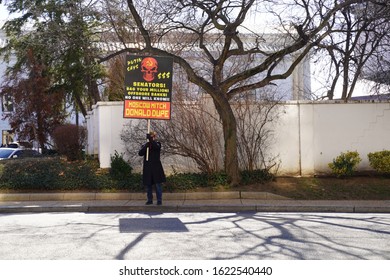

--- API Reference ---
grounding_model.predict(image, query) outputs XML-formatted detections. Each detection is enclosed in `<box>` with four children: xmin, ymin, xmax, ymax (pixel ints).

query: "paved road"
<box><xmin>1</xmin><ymin>212</ymin><xmax>389</xmax><ymax>260</ymax></box>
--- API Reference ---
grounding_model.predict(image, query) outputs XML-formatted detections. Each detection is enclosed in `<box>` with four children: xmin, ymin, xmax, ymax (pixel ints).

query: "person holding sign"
<box><xmin>138</xmin><ymin>131</ymin><xmax>166</xmax><ymax>205</ymax></box>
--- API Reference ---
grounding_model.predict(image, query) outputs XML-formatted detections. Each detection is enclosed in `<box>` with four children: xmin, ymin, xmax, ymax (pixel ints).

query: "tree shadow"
<box><xmin>203</xmin><ymin>213</ymin><xmax>390</xmax><ymax>259</ymax></box>
<box><xmin>116</xmin><ymin>232</ymin><xmax>149</xmax><ymax>260</ymax></box>
<box><xmin>114</xmin><ymin>213</ymin><xmax>390</xmax><ymax>260</ymax></box>
<box><xmin>4</xmin><ymin>212</ymin><xmax>387</xmax><ymax>260</ymax></box>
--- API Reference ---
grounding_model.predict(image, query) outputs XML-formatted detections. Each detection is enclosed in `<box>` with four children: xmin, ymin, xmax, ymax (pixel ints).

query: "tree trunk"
<box><xmin>74</xmin><ymin>95</ymin><xmax>87</xmax><ymax>117</ymax></box>
<box><xmin>212</xmin><ymin>95</ymin><xmax>240</xmax><ymax>186</ymax></box>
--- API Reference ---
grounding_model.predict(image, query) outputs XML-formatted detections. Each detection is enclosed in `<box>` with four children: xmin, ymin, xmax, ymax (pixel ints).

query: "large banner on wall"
<box><xmin>124</xmin><ymin>55</ymin><xmax>173</xmax><ymax>120</ymax></box>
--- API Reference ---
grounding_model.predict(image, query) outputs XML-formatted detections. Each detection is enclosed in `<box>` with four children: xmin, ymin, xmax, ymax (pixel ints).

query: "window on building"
<box><xmin>1</xmin><ymin>130</ymin><xmax>14</xmax><ymax>147</ymax></box>
<box><xmin>1</xmin><ymin>93</ymin><xmax>13</xmax><ymax>112</ymax></box>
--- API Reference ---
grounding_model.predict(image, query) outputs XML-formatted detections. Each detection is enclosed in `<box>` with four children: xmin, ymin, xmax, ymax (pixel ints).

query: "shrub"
<box><xmin>166</xmin><ymin>172</ymin><xmax>208</xmax><ymax>191</ymax></box>
<box><xmin>0</xmin><ymin>158</ymin><xmax>63</xmax><ymax>190</ymax></box>
<box><xmin>368</xmin><ymin>151</ymin><xmax>390</xmax><ymax>174</ymax></box>
<box><xmin>328</xmin><ymin>151</ymin><xmax>361</xmax><ymax>177</ymax></box>
<box><xmin>52</xmin><ymin>124</ymin><xmax>86</xmax><ymax>161</ymax></box>
<box><xmin>240</xmin><ymin>169</ymin><xmax>275</xmax><ymax>185</ymax></box>
<box><xmin>0</xmin><ymin>159</ymin><xmax>275</xmax><ymax>192</ymax></box>
<box><xmin>110</xmin><ymin>151</ymin><xmax>133</xmax><ymax>180</ymax></box>
<box><xmin>0</xmin><ymin>158</ymin><xmax>100</xmax><ymax>191</ymax></box>
<box><xmin>208</xmin><ymin>172</ymin><xmax>229</xmax><ymax>187</ymax></box>
<box><xmin>107</xmin><ymin>151</ymin><xmax>144</xmax><ymax>191</ymax></box>
<box><xmin>60</xmin><ymin>160</ymin><xmax>100</xmax><ymax>190</ymax></box>
<box><xmin>121</xmin><ymin>172</ymin><xmax>143</xmax><ymax>191</ymax></box>
<box><xmin>165</xmin><ymin>169</ymin><xmax>275</xmax><ymax>191</ymax></box>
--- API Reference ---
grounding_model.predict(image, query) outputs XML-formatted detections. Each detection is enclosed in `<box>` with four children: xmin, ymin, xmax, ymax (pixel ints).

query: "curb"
<box><xmin>0</xmin><ymin>191</ymin><xmax>289</xmax><ymax>202</ymax></box>
<box><xmin>1</xmin><ymin>192</ymin><xmax>390</xmax><ymax>213</ymax></box>
<box><xmin>2</xmin><ymin>205</ymin><xmax>390</xmax><ymax>214</ymax></box>
<box><xmin>1</xmin><ymin>200</ymin><xmax>390</xmax><ymax>214</ymax></box>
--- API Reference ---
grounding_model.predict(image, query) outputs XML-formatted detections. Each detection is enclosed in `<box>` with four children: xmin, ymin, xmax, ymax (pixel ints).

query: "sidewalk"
<box><xmin>1</xmin><ymin>191</ymin><xmax>390</xmax><ymax>213</ymax></box>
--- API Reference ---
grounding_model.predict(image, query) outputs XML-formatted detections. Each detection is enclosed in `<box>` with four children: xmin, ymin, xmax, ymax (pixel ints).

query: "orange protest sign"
<box><xmin>124</xmin><ymin>55</ymin><xmax>173</xmax><ymax>120</ymax></box>
<box><xmin>124</xmin><ymin>100</ymin><xmax>171</xmax><ymax>120</ymax></box>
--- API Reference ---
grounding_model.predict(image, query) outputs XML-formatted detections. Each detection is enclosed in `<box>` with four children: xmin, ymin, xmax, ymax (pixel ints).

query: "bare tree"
<box><xmin>120</xmin><ymin>86</ymin><xmax>282</xmax><ymax>175</ymax></box>
<box><xmin>120</xmin><ymin>69</ymin><xmax>224</xmax><ymax>174</ymax></box>
<box><xmin>310</xmin><ymin>1</ymin><xmax>390</xmax><ymax>100</ymax></box>
<box><xmin>120</xmin><ymin>120</ymin><xmax>146</xmax><ymax>166</ymax></box>
<box><xmin>153</xmin><ymin>84</ymin><xmax>224</xmax><ymax>174</ymax></box>
<box><xmin>99</xmin><ymin>0</ymin><xmax>382</xmax><ymax>185</ymax></box>
<box><xmin>234</xmin><ymin>89</ymin><xmax>282</xmax><ymax>172</ymax></box>
<box><xmin>360</xmin><ymin>4</ymin><xmax>390</xmax><ymax>93</ymax></box>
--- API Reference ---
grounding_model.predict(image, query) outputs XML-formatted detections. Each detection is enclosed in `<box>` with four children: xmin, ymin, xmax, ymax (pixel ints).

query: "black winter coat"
<box><xmin>138</xmin><ymin>140</ymin><xmax>166</xmax><ymax>186</ymax></box>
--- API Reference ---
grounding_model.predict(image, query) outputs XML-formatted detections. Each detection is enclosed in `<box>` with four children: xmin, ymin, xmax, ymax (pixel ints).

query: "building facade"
<box><xmin>0</xmin><ymin>27</ymin><xmax>14</xmax><ymax>146</ymax></box>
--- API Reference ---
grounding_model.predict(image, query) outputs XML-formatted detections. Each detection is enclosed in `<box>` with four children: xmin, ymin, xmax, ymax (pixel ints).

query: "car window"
<box><xmin>13</xmin><ymin>150</ymin><xmax>23</xmax><ymax>157</ymax></box>
<box><xmin>0</xmin><ymin>148</ymin><xmax>40</xmax><ymax>159</ymax></box>
<box><xmin>0</xmin><ymin>149</ymin><xmax>14</xmax><ymax>158</ymax></box>
<box><xmin>20</xmin><ymin>150</ymin><xmax>38</xmax><ymax>157</ymax></box>
<box><xmin>13</xmin><ymin>150</ymin><xmax>40</xmax><ymax>158</ymax></box>
<box><xmin>7</xmin><ymin>144</ymin><xmax>19</xmax><ymax>148</ymax></box>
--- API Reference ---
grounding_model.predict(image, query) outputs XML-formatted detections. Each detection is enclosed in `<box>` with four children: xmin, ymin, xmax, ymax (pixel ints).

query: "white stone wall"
<box><xmin>269</xmin><ymin>101</ymin><xmax>390</xmax><ymax>175</ymax></box>
<box><xmin>86</xmin><ymin>100</ymin><xmax>390</xmax><ymax>176</ymax></box>
<box><xmin>86</xmin><ymin>102</ymin><xmax>134</xmax><ymax>168</ymax></box>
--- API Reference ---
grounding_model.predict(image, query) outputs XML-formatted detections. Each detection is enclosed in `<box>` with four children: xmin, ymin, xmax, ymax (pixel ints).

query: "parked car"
<box><xmin>6</xmin><ymin>141</ymin><xmax>33</xmax><ymax>149</ymax></box>
<box><xmin>0</xmin><ymin>148</ymin><xmax>41</xmax><ymax>160</ymax></box>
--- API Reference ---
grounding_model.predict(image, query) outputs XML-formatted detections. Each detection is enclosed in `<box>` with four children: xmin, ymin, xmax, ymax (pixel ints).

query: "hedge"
<box><xmin>0</xmin><ymin>157</ymin><xmax>274</xmax><ymax>192</ymax></box>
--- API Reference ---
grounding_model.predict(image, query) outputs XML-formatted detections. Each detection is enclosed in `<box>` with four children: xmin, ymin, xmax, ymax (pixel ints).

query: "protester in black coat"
<box><xmin>138</xmin><ymin>131</ymin><xmax>166</xmax><ymax>205</ymax></box>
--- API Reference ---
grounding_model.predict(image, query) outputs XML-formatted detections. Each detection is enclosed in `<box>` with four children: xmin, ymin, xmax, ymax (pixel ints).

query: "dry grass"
<box><xmin>233</xmin><ymin>176</ymin><xmax>390</xmax><ymax>200</ymax></box>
